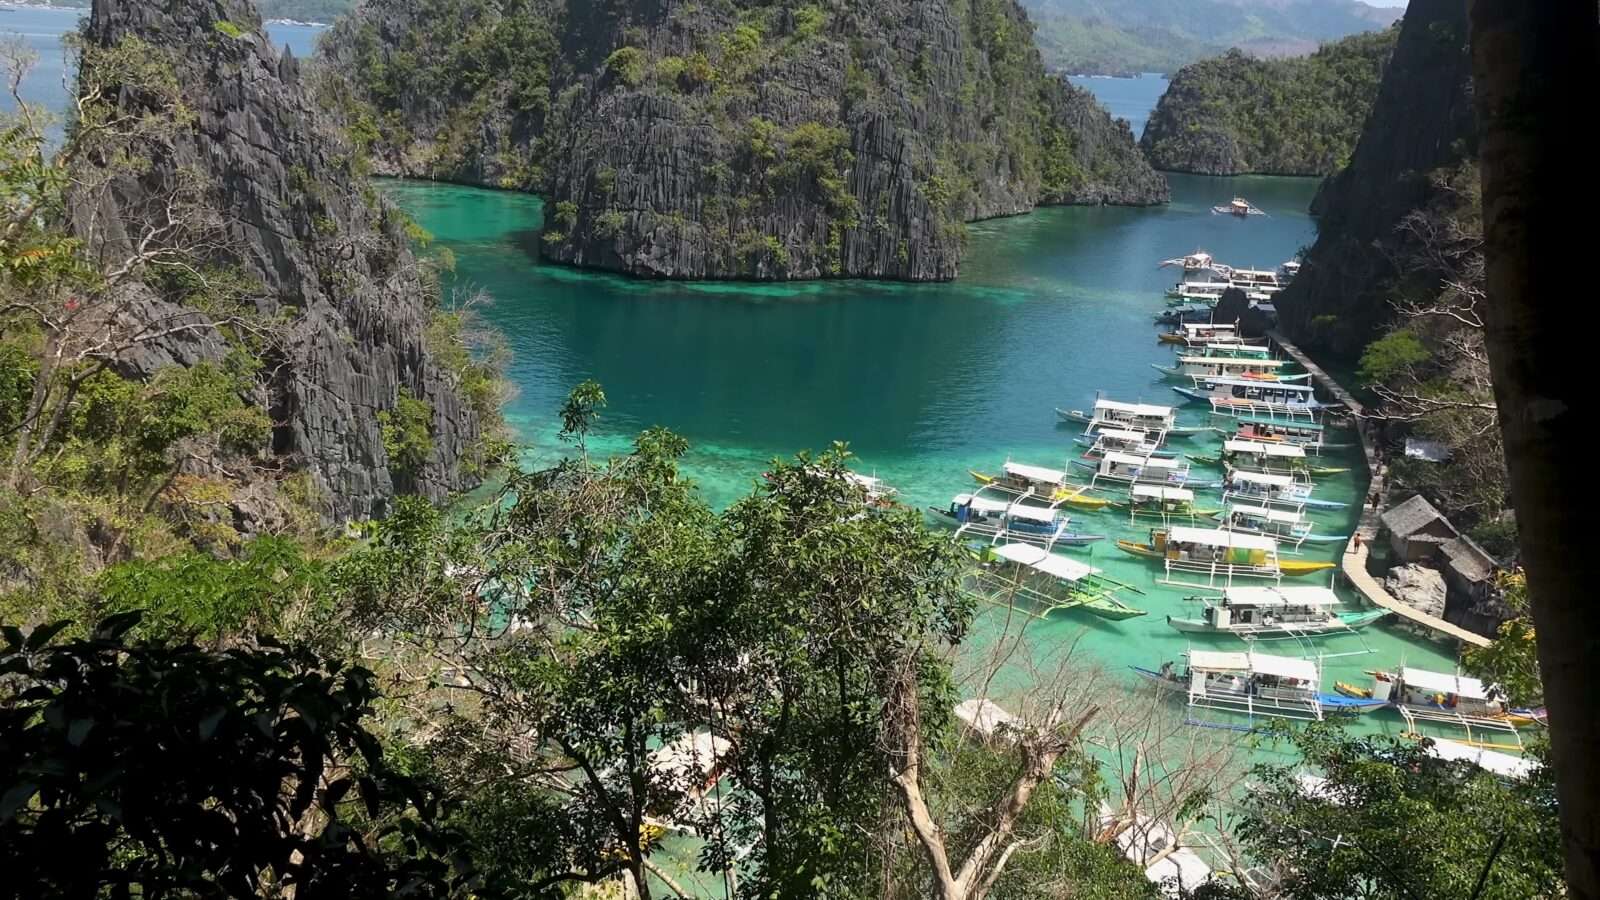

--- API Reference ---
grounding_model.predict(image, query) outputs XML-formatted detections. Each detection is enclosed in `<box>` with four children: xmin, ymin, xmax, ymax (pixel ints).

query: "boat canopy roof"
<box><xmin>1132</xmin><ymin>485</ymin><xmax>1194</xmax><ymax>501</ymax></box>
<box><xmin>1182</xmin><ymin>322</ymin><xmax>1235</xmax><ymax>333</ymax></box>
<box><xmin>1249</xmin><ymin>652</ymin><xmax>1318</xmax><ymax>682</ymax></box>
<box><xmin>1235</xmin><ymin>415</ymin><xmax>1324</xmax><ymax>432</ymax></box>
<box><xmin>1168</xmin><ymin>527</ymin><xmax>1277</xmax><ymax>552</ymax></box>
<box><xmin>1003</xmin><ymin>461</ymin><xmax>1064</xmax><ymax>483</ymax></box>
<box><xmin>1427</xmin><ymin>738</ymin><xmax>1539</xmax><ymax>780</ymax></box>
<box><xmin>954</xmin><ymin>698</ymin><xmax>1019</xmax><ymax>739</ymax></box>
<box><xmin>1106</xmin><ymin>451</ymin><xmax>1180</xmax><ymax>469</ymax></box>
<box><xmin>1205</xmin><ymin>377</ymin><xmax>1316</xmax><ymax>394</ymax></box>
<box><xmin>1178</xmin><ymin>355</ymin><xmax>1286</xmax><ymax>368</ymax></box>
<box><xmin>1229</xmin><ymin>504</ymin><xmax>1304</xmax><ymax>524</ymax></box>
<box><xmin>1230</xmin><ymin>470</ymin><xmax>1297</xmax><ymax>487</ymax></box>
<box><xmin>1401</xmin><ymin>668</ymin><xmax>1492</xmax><ymax>700</ymax></box>
<box><xmin>1226</xmin><ymin>440</ymin><xmax>1307</xmax><ymax>459</ymax></box>
<box><xmin>1098</xmin><ymin>428</ymin><xmax>1153</xmax><ymax>443</ymax></box>
<box><xmin>1187</xmin><ymin>650</ymin><xmax>1249</xmax><ymax>673</ymax></box>
<box><xmin>955</xmin><ymin>493</ymin><xmax>1009</xmax><ymax>513</ymax></box>
<box><xmin>992</xmin><ymin>543</ymin><xmax>1098</xmax><ymax>582</ymax></box>
<box><xmin>1007</xmin><ymin>504</ymin><xmax>1059</xmax><ymax>524</ymax></box>
<box><xmin>1221</xmin><ymin>586</ymin><xmax>1340</xmax><ymax>608</ymax></box>
<box><xmin>1232</xmin><ymin>268</ymin><xmax>1276</xmax><ymax>279</ymax></box>
<box><xmin>1097</xmin><ymin>399</ymin><xmax>1174</xmax><ymax>418</ymax></box>
<box><xmin>843</xmin><ymin>471</ymin><xmax>889</xmax><ymax>491</ymax></box>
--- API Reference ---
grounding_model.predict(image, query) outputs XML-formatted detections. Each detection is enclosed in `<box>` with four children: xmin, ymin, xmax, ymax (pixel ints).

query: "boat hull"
<box><xmin>967</xmin><ymin>470</ymin><xmax>1115</xmax><ymax>510</ymax></box>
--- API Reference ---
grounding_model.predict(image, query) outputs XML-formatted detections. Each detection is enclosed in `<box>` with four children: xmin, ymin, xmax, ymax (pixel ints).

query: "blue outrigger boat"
<box><xmin>927</xmin><ymin>493</ymin><xmax>1105</xmax><ymax>549</ymax></box>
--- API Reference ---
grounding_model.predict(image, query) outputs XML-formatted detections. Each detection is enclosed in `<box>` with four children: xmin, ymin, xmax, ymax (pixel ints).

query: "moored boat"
<box><xmin>1115</xmin><ymin>526</ymin><xmax>1335</xmax><ymax>585</ymax></box>
<box><xmin>1072</xmin><ymin>451</ymin><xmax>1210</xmax><ymax>489</ymax></box>
<box><xmin>1152</xmin><ymin>354</ymin><xmax>1305</xmax><ymax>383</ymax></box>
<box><xmin>1133</xmin><ymin>650</ymin><xmax>1334</xmax><ymax>722</ymax></box>
<box><xmin>1222</xmin><ymin>469</ymin><xmax>1348</xmax><ymax>510</ymax></box>
<box><xmin>1173</xmin><ymin>378</ymin><xmax>1323</xmax><ymax>417</ymax></box>
<box><xmin>1215</xmin><ymin>502</ymin><xmax>1348</xmax><ymax>548</ymax></box>
<box><xmin>981</xmin><ymin>543</ymin><xmax>1145</xmax><ymax>620</ymax></box>
<box><xmin>928</xmin><ymin>491</ymin><xmax>1105</xmax><ymax>549</ymax></box>
<box><xmin>1076</xmin><ymin>428</ymin><xmax>1176</xmax><ymax>460</ymax></box>
<box><xmin>1055</xmin><ymin>398</ymin><xmax>1213</xmax><ymax>438</ymax></box>
<box><xmin>1166</xmin><ymin>586</ymin><xmax>1388</xmax><ymax>637</ymax></box>
<box><xmin>969</xmin><ymin>461</ymin><xmax>1113</xmax><ymax>509</ymax></box>
<box><xmin>1119</xmin><ymin>484</ymin><xmax>1218</xmax><ymax>524</ymax></box>
<box><xmin>1214</xmin><ymin>197</ymin><xmax>1265</xmax><ymax>217</ymax></box>
<box><xmin>1336</xmin><ymin>668</ymin><xmax>1527</xmax><ymax>749</ymax></box>
<box><xmin>1228</xmin><ymin>418</ymin><xmax>1353</xmax><ymax>453</ymax></box>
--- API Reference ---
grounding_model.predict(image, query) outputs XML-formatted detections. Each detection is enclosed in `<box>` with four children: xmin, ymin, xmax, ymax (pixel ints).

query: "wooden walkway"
<box><xmin>1266</xmin><ymin>331</ymin><xmax>1490</xmax><ymax>649</ymax></box>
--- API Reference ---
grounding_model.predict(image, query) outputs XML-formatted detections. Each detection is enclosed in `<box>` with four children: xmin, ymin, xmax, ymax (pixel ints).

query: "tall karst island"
<box><xmin>317</xmin><ymin>0</ymin><xmax>1168</xmax><ymax>281</ymax></box>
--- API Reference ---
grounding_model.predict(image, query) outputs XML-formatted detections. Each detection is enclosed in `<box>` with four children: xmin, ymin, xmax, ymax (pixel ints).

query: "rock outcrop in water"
<box><xmin>1139</xmin><ymin>29</ymin><xmax>1397</xmax><ymax>176</ymax></box>
<box><xmin>75</xmin><ymin>0</ymin><xmax>487</xmax><ymax>521</ymax></box>
<box><xmin>1273</xmin><ymin>0</ymin><xmax>1475</xmax><ymax>356</ymax></box>
<box><xmin>318</xmin><ymin>0</ymin><xmax>1168</xmax><ymax>281</ymax></box>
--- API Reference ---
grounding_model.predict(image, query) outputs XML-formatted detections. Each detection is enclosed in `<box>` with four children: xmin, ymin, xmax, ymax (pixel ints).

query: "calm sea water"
<box><xmin>386</xmin><ymin>175</ymin><xmax>1458</xmax><ymax>748</ymax></box>
<box><xmin>1068</xmin><ymin>73</ymin><xmax>1167</xmax><ymax>139</ymax></box>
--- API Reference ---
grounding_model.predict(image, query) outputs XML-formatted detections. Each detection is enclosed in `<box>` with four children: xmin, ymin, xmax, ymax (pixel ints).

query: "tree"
<box><xmin>0</xmin><ymin>614</ymin><xmax>476</xmax><ymax>898</ymax></box>
<box><xmin>1468</xmin><ymin>2</ymin><xmax>1600</xmax><ymax>894</ymax></box>
<box><xmin>1234</xmin><ymin>723</ymin><xmax>1562</xmax><ymax>900</ymax></box>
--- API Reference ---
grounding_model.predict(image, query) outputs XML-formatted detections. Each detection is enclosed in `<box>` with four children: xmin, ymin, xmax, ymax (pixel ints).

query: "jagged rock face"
<box><xmin>1385</xmin><ymin>564</ymin><xmax>1447</xmax><ymax>619</ymax></box>
<box><xmin>320</xmin><ymin>0</ymin><xmax>1167</xmax><ymax>282</ymax></box>
<box><xmin>77</xmin><ymin>0</ymin><xmax>483</xmax><ymax>521</ymax></box>
<box><xmin>1273</xmin><ymin>0</ymin><xmax>1474</xmax><ymax>356</ymax></box>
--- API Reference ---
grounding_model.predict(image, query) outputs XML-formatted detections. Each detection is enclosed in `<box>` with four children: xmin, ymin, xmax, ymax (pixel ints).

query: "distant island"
<box><xmin>2</xmin><ymin>0</ymin><xmax>341</xmax><ymax>14</ymax></box>
<box><xmin>1140</xmin><ymin>28</ymin><xmax>1398</xmax><ymax>176</ymax></box>
<box><xmin>1020</xmin><ymin>0</ymin><xmax>1401</xmax><ymax>75</ymax></box>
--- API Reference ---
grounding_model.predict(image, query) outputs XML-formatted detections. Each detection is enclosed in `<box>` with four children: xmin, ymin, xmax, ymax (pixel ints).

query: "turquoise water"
<box><xmin>388</xmin><ymin>175</ymin><xmax>1460</xmax><ymax>750</ymax></box>
<box><xmin>1068</xmin><ymin>73</ymin><xmax>1167</xmax><ymax>139</ymax></box>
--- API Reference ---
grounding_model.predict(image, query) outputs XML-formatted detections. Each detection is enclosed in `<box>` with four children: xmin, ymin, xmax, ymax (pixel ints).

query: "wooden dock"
<box><xmin>1266</xmin><ymin>331</ymin><xmax>1490</xmax><ymax>649</ymax></box>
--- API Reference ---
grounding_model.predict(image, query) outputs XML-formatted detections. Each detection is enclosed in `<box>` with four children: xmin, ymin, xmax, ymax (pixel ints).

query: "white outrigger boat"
<box><xmin>1173</xmin><ymin>378</ymin><xmax>1323</xmax><ymax>417</ymax></box>
<box><xmin>967</xmin><ymin>460</ymin><xmax>1114</xmax><ymax>510</ymax></box>
<box><xmin>1153</xmin><ymin>355</ymin><xmax>1308</xmax><ymax>383</ymax></box>
<box><xmin>1166</xmin><ymin>586</ymin><xmax>1388</xmax><ymax>638</ymax></box>
<box><xmin>1214</xmin><ymin>197</ymin><xmax>1266</xmax><ymax>217</ymax></box>
<box><xmin>1192</xmin><ymin>441</ymin><xmax>1350</xmax><ymax>480</ymax></box>
<box><xmin>1156</xmin><ymin>322</ymin><xmax>1249</xmax><ymax>346</ymax></box>
<box><xmin>1158</xmin><ymin>250</ymin><xmax>1222</xmax><ymax>275</ymax></box>
<box><xmin>979</xmin><ymin>543</ymin><xmax>1146</xmax><ymax>620</ymax></box>
<box><xmin>1225</xmin><ymin>418</ymin><xmax>1353</xmax><ymax>454</ymax></box>
<box><xmin>1279</xmin><ymin>259</ymin><xmax>1301</xmax><ymax>282</ymax></box>
<box><xmin>1074</xmin><ymin>428</ymin><xmax>1178</xmax><ymax>460</ymax></box>
<box><xmin>1072</xmin><ymin>451</ymin><xmax>1216</xmax><ymax>490</ymax></box>
<box><xmin>1215</xmin><ymin>503</ymin><xmax>1347</xmax><ymax>549</ymax></box>
<box><xmin>1120</xmin><ymin>484</ymin><xmax>1218</xmax><ymax>526</ymax></box>
<box><xmin>1223</xmin><ymin>469</ymin><xmax>1348</xmax><ymax>510</ymax></box>
<box><xmin>1055</xmin><ymin>398</ymin><xmax>1213</xmax><ymax>438</ymax></box>
<box><xmin>1164</xmin><ymin>281</ymin><xmax>1230</xmax><ymax>305</ymax></box>
<box><xmin>1190</xmin><ymin>340</ymin><xmax>1275</xmax><ymax>360</ymax></box>
<box><xmin>1115</xmin><ymin>526</ymin><xmax>1336</xmax><ymax>586</ymax></box>
<box><xmin>928</xmin><ymin>490</ymin><xmax>1106</xmax><ymax>549</ymax></box>
<box><xmin>1134</xmin><ymin>650</ymin><xmax>1357</xmax><ymax>723</ymax></box>
<box><xmin>1333</xmin><ymin>668</ymin><xmax>1533</xmax><ymax>750</ymax></box>
<box><xmin>1227</xmin><ymin>267</ymin><xmax>1283</xmax><ymax>292</ymax></box>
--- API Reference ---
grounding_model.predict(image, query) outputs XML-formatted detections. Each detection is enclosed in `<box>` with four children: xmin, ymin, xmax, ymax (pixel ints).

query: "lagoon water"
<box><xmin>1067</xmin><ymin>73</ymin><xmax>1166</xmax><ymax>139</ymax></box>
<box><xmin>386</xmin><ymin>174</ymin><xmax>1458</xmax><ymax>748</ymax></box>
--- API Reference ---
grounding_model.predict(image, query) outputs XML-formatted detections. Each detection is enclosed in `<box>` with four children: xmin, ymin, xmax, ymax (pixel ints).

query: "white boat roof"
<box><xmin>1098</xmin><ymin>428</ymin><xmax>1153</xmax><ymax>443</ymax></box>
<box><xmin>1007</xmin><ymin>504</ymin><xmax>1059</xmax><ymax>524</ymax></box>
<box><xmin>1182</xmin><ymin>321</ymin><xmax>1235</xmax><ymax>332</ymax></box>
<box><xmin>1221</xmin><ymin>586</ymin><xmax>1340</xmax><ymax>608</ymax></box>
<box><xmin>1401</xmin><ymin>667</ymin><xmax>1492</xmax><ymax>701</ymax></box>
<box><xmin>1205</xmin><ymin>378</ymin><xmax>1315</xmax><ymax>393</ymax></box>
<box><xmin>1229</xmin><ymin>504</ymin><xmax>1304</xmax><ymax>524</ymax></box>
<box><xmin>1225</xmin><ymin>440</ymin><xmax>1306</xmax><ymax>459</ymax></box>
<box><xmin>1229</xmin><ymin>470</ymin><xmax>1297</xmax><ymax>487</ymax></box>
<box><xmin>1168</xmin><ymin>527</ymin><xmax>1277</xmax><ymax>552</ymax></box>
<box><xmin>1106</xmin><ymin>451</ymin><xmax>1180</xmax><ymax>469</ymax></box>
<box><xmin>1188</xmin><ymin>650</ymin><xmax>1249</xmax><ymax>672</ymax></box>
<box><xmin>1427</xmin><ymin>738</ymin><xmax>1539</xmax><ymax>780</ymax></box>
<box><xmin>1178</xmin><ymin>355</ymin><xmax>1285</xmax><ymax>367</ymax></box>
<box><xmin>1250</xmin><ymin>652</ymin><xmax>1318</xmax><ymax>682</ymax></box>
<box><xmin>1097</xmin><ymin>399</ymin><xmax>1174</xmax><ymax>418</ymax></box>
<box><xmin>954</xmin><ymin>493</ymin><xmax>1010</xmax><ymax>514</ymax></box>
<box><xmin>1232</xmin><ymin>268</ymin><xmax>1277</xmax><ymax>278</ymax></box>
<box><xmin>1145</xmin><ymin>847</ymin><xmax>1213</xmax><ymax>890</ymax></box>
<box><xmin>992</xmin><ymin>543</ymin><xmax>1098</xmax><ymax>581</ymax></box>
<box><xmin>1132</xmin><ymin>484</ymin><xmax>1194</xmax><ymax>501</ymax></box>
<box><xmin>1003</xmin><ymin>461</ymin><xmax>1064</xmax><ymax>483</ymax></box>
<box><xmin>954</xmin><ymin>698</ymin><xmax>1019</xmax><ymax>739</ymax></box>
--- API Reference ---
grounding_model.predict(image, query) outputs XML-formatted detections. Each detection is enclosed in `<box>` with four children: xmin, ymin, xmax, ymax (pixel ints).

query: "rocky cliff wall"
<box><xmin>319</xmin><ymin>0</ymin><xmax>1168</xmax><ymax>281</ymax></box>
<box><xmin>75</xmin><ymin>0</ymin><xmax>486</xmax><ymax>521</ymax></box>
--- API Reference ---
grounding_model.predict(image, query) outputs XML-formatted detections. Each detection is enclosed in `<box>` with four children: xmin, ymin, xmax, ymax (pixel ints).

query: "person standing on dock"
<box><xmin>1370</xmin><ymin>491</ymin><xmax>1381</xmax><ymax>511</ymax></box>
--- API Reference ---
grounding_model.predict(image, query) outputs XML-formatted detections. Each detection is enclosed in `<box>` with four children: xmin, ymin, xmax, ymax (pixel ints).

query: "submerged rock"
<box><xmin>318</xmin><ymin>0</ymin><xmax>1168</xmax><ymax>282</ymax></box>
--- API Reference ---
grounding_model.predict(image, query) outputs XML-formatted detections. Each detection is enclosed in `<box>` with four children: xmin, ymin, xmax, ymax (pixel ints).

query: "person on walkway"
<box><xmin>1370</xmin><ymin>491</ymin><xmax>1381</xmax><ymax>511</ymax></box>
<box><xmin>1353</xmin><ymin>533</ymin><xmax>1363</xmax><ymax>552</ymax></box>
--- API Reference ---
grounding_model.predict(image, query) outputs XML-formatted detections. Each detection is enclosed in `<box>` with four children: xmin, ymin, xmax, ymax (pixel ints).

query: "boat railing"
<box><xmin>1398</xmin><ymin>706</ymin><xmax>1523</xmax><ymax>750</ymax></box>
<box><xmin>1188</xmin><ymin>683</ymin><xmax>1322</xmax><ymax>722</ymax></box>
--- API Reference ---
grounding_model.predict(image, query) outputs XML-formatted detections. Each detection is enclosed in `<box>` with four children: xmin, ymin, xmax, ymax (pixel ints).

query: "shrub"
<box><xmin>603</xmin><ymin>47</ymin><xmax>648</xmax><ymax>87</ymax></box>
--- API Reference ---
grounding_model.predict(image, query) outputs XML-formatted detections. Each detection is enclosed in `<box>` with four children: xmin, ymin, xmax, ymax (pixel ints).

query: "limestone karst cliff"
<box><xmin>319</xmin><ymin>0</ymin><xmax>1168</xmax><ymax>281</ymax></box>
<box><xmin>75</xmin><ymin>0</ymin><xmax>492</xmax><ymax>521</ymax></box>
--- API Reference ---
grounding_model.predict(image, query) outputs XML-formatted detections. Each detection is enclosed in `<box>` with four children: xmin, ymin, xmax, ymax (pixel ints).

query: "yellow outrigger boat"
<box><xmin>1114</xmin><ymin>527</ymin><xmax>1337</xmax><ymax>586</ymax></box>
<box><xmin>969</xmin><ymin>467</ymin><xmax>1114</xmax><ymax>510</ymax></box>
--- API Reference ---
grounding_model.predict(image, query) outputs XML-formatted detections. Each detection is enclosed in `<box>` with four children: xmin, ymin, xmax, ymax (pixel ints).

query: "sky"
<box><xmin>1365</xmin><ymin>0</ymin><xmax>1408</xmax><ymax>6</ymax></box>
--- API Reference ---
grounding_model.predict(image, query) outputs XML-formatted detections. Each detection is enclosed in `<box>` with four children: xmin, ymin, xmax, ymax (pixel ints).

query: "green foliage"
<box><xmin>721</xmin><ymin>22</ymin><xmax>764</xmax><ymax>66</ymax></box>
<box><xmin>593</xmin><ymin>209</ymin><xmax>627</xmax><ymax>239</ymax></box>
<box><xmin>1462</xmin><ymin>571</ymin><xmax>1542</xmax><ymax>708</ymax></box>
<box><xmin>773</xmin><ymin>122</ymin><xmax>855</xmax><ymax>215</ymax></box>
<box><xmin>1142</xmin><ymin>29</ymin><xmax>1399</xmax><ymax>175</ymax></box>
<box><xmin>213</xmin><ymin>19</ymin><xmax>247</xmax><ymax>40</ymax></box>
<box><xmin>0</xmin><ymin>616</ymin><xmax>475</xmax><ymax>897</ymax></box>
<box><xmin>1238</xmin><ymin>723</ymin><xmax>1562</xmax><ymax>900</ymax></box>
<box><xmin>552</xmin><ymin>199</ymin><xmax>579</xmax><ymax>231</ymax></box>
<box><xmin>604</xmin><ymin>46</ymin><xmax>648</xmax><ymax>87</ymax></box>
<box><xmin>1358</xmin><ymin>328</ymin><xmax>1431</xmax><ymax>384</ymax></box>
<box><xmin>378</xmin><ymin>388</ymin><xmax>434</xmax><ymax>476</ymax></box>
<box><xmin>792</xmin><ymin>4</ymin><xmax>828</xmax><ymax>41</ymax></box>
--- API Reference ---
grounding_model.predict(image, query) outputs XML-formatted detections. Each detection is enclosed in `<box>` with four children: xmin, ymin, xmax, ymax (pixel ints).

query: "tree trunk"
<box><xmin>1469</xmin><ymin>3</ymin><xmax>1600</xmax><ymax>896</ymax></box>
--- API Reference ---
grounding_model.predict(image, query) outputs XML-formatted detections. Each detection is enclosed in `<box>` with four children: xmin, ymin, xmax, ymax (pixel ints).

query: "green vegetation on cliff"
<box><xmin>1139</xmin><ymin>28</ymin><xmax>1397</xmax><ymax>176</ymax></box>
<box><xmin>1020</xmin><ymin>0</ymin><xmax>1401</xmax><ymax>75</ymax></box>
<box><xmin>319</xmin><ymin>0</ymin><xmax>1167</xmax><ymax>282</ymax></box>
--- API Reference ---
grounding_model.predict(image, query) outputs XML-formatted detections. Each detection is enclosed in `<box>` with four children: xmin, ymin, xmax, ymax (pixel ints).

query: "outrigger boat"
<box><xmin>1215</xmin><ymin>503</ymin><xmax>1348</xmax><ymax>549</ymax></box>
<box><xmin>1158</xmin><ymin>250</ymin><xmax>1221</xmax><ymax>275</ymax></box>
<box><xmin>1056</xmin><ymin>398</ymin><xmax>1212</xmax><ymax>438</ymax></box>
<box><xmin>1223</xmin><ymin>470</ymin><xmax>1349</xmax><ymax>510</ymax></box>
<box><xmin>1118</xmin><ymin>484</ymin><xmax>1218</xmax><ymax>525</ymax></box>
<box><xmin>1115</xmin><ymin>526</ymin><xmax>1335</xmax><ymax>585</ymax></box>
<box><xmin>1072</xmin><ymin>451</ymin><xmax>1217</xmax><ymax>490</ymax></box>
<box><xmin>1227</xmin><ymin>267</ymin><xmax>1283</xmax><ymax>293</ymax></box>
<box><xmin>1333</xmin><ymin>668</ymin><xmax>1531</xmax><ymax>749</ymax></box>
<box><xmin>928</xmin><ymin>492</ymin><xmax>1106</xmax><ymax>548</ymax></box>
<box><xmin>1214</xmin><ymin>197</ymin><xmax>1265</xmax><ymax>217</ymax></box>
<box><xmin>1163</xmin><ymin>282</ymin><xmax>1230</xmax><ymax>305</ymax></box>
<box><xmin>1153</xmin><ymin>353</ymin><xmax>1302</xmax><ymax>381</ymax></box>
<box><xmin>980</xmin><ymin>543</ymin><xmax>1146</xmax><ymax>620</ymax></box>
<box><xmin>1279</xmin><ymin>259</ymin><xmax>1301</xmax><ymax>282</ymax></box>
<box><xmin>1166</xmin><ymin>586</ymin><xmax>1388</xmax><ymax>637</ymax></box>
<box><xmin>1154</xmin><ymin>304</ymin><xmax>1216</xmax><ymax>326</ymax></box>
<box><xmin>1156</xmin><ymin>322</ymin><xmax>1245</xmax><ymax>346</ymax></box>
<box><xmin>1173</xmin><ymin>378</ymin><xmax>1323</xmax><ymax>417</ymax></box>
<box><xmin>1226</xmin><ymin>418</ymin><xmax>1353</xmax><ymax>453</ymax></box>
<box><xmin>968</xmin><ymin>461</ymin><xmax>1114</xmax><ymax>510</ymax></box>
<box><xmin>1133</xmin><ymin>650</ymin><xmax>1368</xmax><ymax>723</ymax></box>
<box><xmin>1190</xmin><ymin>441</ymin><xmax>1350</xmax><ymax>478</ymax></box>
<box><xmin>1074</xmin><ymin>428</ymin><xmax>1178</xmax><ymax>460</ymax></box>
<box><xmin>768</xmin><ymin>467</ymin><xmax>898</xmax><ymax>509</ymax></box>
<box><xmin>1189</xmin><ymin>340</ymin><xmax>1274</xmax><ymax>360</ymax></box>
